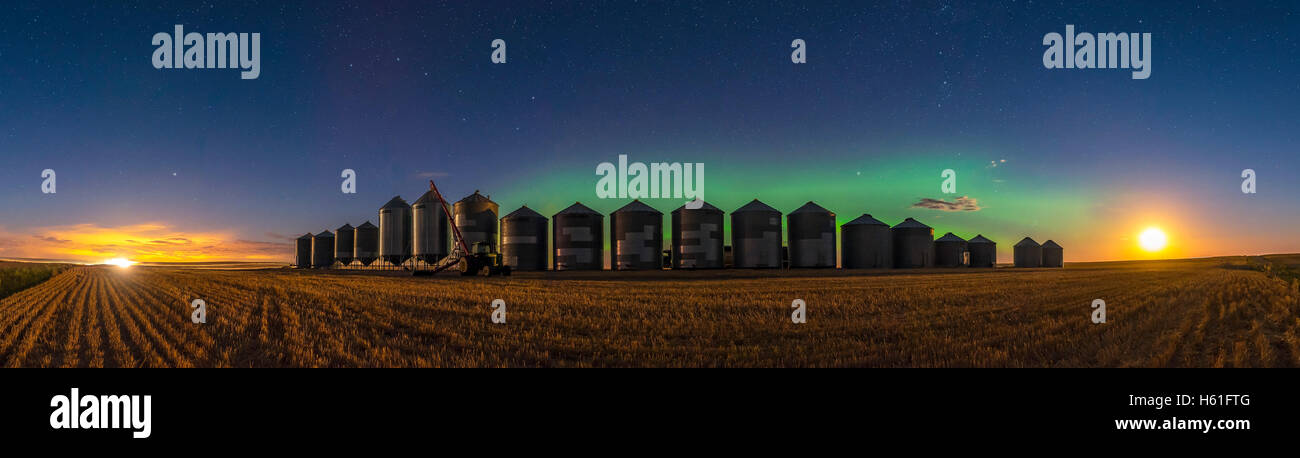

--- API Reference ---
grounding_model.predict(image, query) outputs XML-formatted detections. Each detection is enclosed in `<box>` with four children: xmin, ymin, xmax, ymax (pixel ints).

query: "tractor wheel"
<box><xmin>458</xmin><ymin>257</ymin><xmax>477</xmax><ymax>276</ymax></box>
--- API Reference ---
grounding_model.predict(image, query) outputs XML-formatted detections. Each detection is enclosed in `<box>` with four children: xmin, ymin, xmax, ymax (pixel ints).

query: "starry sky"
<box><xmin>0</xmin><ymin>1</ymin><xmax>1296</xmax><ymax>263</ymax></box>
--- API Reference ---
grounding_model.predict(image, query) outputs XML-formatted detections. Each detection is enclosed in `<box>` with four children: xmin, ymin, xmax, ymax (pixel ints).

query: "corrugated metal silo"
<box><xmin>501</xmin><ymin>205</ymin><xmax>548</xmax><ymax>271</ymax></box>
<box><xmin>934</xmin><ymin>232</ymin><xmax>968</xmax><ymax>267</ymax></box>
<box><xmin>611</xmin><ymin>200</ymin><xmax>663</xmax><ymax>270</ymax></box>
<box><xmin>731</xmin><ymin>199</ymin><xmax>782</xmax><ymax>268</ymax></box>
<box><xmin>311</xmin><ymin>230</ymin><xmax>334</xmax><ymax>268</ymax></box>
<box><xmin>353</xmin><ymin>221</ymin><xmax>379</xmax><ymax>266</ymax></box>
<box><xmin>412</xmin><ymin>190</ymin><xmax>450</xmax><ymax>263</ymax></box>
<box><xmin>891</xmin><ymin>218</ymin><xmax>934</xmax><ymax>268</ymax></box>
<box><xmin>841</xmin><ymin>214</ymin><xmax>892</xmax><ymax>269</ymax></box>
<box><xmin>967</xmin><ymin>234</ymin><xmax>996</xmax><ymax>268</ymax></box>
<box><xmin>334</xmin><ymin>224</ymin><xmax>355</xmax><ymax>266</ymax></box>
<box><xmin>787</xmin><ymin>201</ymin><xmax>836</xmax><ymax>268</ymax></box>
<box><xmin>670</xmin><ymin>201</ymin><xmax>724</xmax><ymax>269</ymax></box>
<box><xmin>295</xmin><ymin>233</ymin><xmax>312</xmax><ymax>268</ymax></box>
<box><xmin>454</xmin><ymin>191</ymin><xmax>499</xmax><ymax>253</ymax></box>
<box><xmin>553</xmin><ymin>202</ymin><xmax>604</xmax><ymax>270</ymax></box>
<box><xmin>1014</xmin><ymin>237</ymin><xmax>1042</xmax><ymax>268</ymax></box>
<box><xmin>1042</xmin><ymin>240</ymin><xmax>1063</xmax><ymax>268</ymax></box>
<box><xmin>379</xmin><ymin>196</ymin><xmax>412</xmax><ymax>266</ymax></box>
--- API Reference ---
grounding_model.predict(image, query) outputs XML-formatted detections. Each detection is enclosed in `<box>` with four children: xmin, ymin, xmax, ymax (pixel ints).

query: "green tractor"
<box><xmin>423</xmin><ymin>180</ymin><xmax>511</xmax><ymax>277</ymax></box>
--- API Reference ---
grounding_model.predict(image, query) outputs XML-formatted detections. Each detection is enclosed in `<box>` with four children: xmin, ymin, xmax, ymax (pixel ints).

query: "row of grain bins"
<box><xmin>1013</xmin><ymin>238</ymin><xmax>1064</xmax><ymax>268</ymax></box>
<box><xmin>296</xmin><ymin>194</ymin><xmax>1064</xmax><ymax>270</ymax></box>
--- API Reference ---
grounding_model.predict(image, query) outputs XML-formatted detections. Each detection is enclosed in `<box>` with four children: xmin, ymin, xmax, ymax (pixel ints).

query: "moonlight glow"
<box><xmin>1139</xmin><ymin>228</ymin><xmax>1168</xmax><ymax>253</ymax></box>
<box><xmin>105</xmin><ymin>258</ymin><xmax>137</xmax><ymax>268</ymax></box>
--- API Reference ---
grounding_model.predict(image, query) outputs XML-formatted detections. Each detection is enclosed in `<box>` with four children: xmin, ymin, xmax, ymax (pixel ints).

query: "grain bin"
<box><xmin>731</xmin><ymin>199</ymin><xmax>782</xmax><ymax>268</ymax></box>
<box><xmin>501</xmin><ymin>205</ymin><xmax>548</xmax><ymax>271</ymax></box>
<box><xmin>787</xmin><ymin>202</ymin><xmax>837</xmax><ymax>268</ymax></box>
<box><xmin>412</xmin><ymin>190</ymin><xmax>450</xmax><ymax>263</ymax></box>
<box><xmin>553</xmin><ymin>202</ymin><xmax>604</xmax><ymax>270</ymax></box>
<box><xmin>934</xmin><ymin>232</ymin><xmax>968</xmax><ymax>267</ymax></box>
<box><xmin>311</xmin><ymin>230</ymin><xmax>334</xmax><ymax>268</ymax></box>
<box><xmin>354</xmin><ymin>221</ymin><xmax>379</xmax><ymax>266</ymax></box>
<box><xmin>454</xmin><ymin>191</ymin><xmax>499</xmax><ymax>253</ymax></box>
<box><xmin>611</xmin><ymin>200</ymin><xmax>663</xmax><ymax>270</ymax></box>
<box><xmin>841</xmin><ymin>214</ymin><xmax>892</xmax><ymax>269</ymax></box>
<box><xmin>670</xmin><ymin>201</ymin><xmax>724</xmax><ymax>269</ymax></box>
<box><xmin>891</xmin><ymin>218</ymin><xmax>934</xmax><ymax>268</ymax></box>
<box><xmin>1042</xmin><ymin>240</ymin><xmax>1063</xmax><ymax>268</ymax></box>
<box><xmin>379</xmin><ymin>196</ymin><xmax>412</xmax><ymax>266</ymax></box>
<box><xmin>334</xmin><ymin>224</ymin><xmax>355</xmax><ymax>266</ymax></box>
<box><xmin>967</xmin><ymin>234</ymin><xmax>996</xmax><ymax>268</ymax></box>
<box><xmin>1014</xmin><ymin>237</ymin><xmax>1042</xmax><ymax>268</ymax></box>
<box><xmin>295</xmin><ymin>233</ymin><xmax>312</xmax><ymax>268</ymax></box>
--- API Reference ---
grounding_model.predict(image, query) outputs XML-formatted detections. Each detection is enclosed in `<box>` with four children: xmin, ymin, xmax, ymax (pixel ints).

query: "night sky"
<box><xmin>1</xmin><ymin>1</ymin><xmax>1296</xmax><ymax>263</ymax></box>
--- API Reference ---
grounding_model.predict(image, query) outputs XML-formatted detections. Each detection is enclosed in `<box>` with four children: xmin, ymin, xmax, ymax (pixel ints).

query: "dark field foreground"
<box><xmin>1</xmin><ymin>257</ymin><xmax>1297</xmax><ymax>367</ymax></box>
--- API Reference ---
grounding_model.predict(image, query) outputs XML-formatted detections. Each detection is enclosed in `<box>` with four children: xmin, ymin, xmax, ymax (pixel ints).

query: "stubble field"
<box><xmin>0</xmin><ymin>256</ymin><xmax>1297</xmax><ymax>367</ymax></box>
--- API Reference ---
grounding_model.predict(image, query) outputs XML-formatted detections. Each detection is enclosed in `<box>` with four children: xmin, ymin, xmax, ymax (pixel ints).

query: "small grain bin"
<box><xmin>311</xmin><ymin>230</ymin><xmax>335</xmax><ymax>268</ymax></box>
<box><xmin>294</xmin><ymin>233</ymin><xmax>312</xmax><ymax>268</ymax></box>
<box><xmin>933</xmin><ymin>232</ymin><xmax>968</xmax><ymax>268</ymax></box>
<box><xmin>353</xmin><ymin>221</ymin><xmax>379</xmax><ymax>266</ymax></box>
<box><xmin>787</xmin><ymin>202</ymin><xmax>836</xmax><ymax>268</ymax></box>
<box><xmin>1014</xmin><ymin>237</ymin><xmax>1042</xmax><ymax>268</ymax></box>
<box><xmin>553</xmin><ymin>202</ymin><xmax>604</xmax><ymax>270</ymax></box>
<box><xmin>1042</xmin><ymin>240</ymin><xmax>1063</xmax><ymax>268</ymax></box>
<box><xmin>670</xmin><ymin>201</ymin><xmax>724</xmax><ymax>269</ymax></box>
<box><xmin>412</xmin><ymin>190</ymin><xmax>450</xmax><ymax>263</ymax></box>
<box><xmin>334</xmin><ymin>224</ymin><xmax>355</xmax><ymax>266</ymax></box>
<box><xmin>731</xmin><ymin>199</ymin><xmax>782</xmax><ymax>268</ymax></box>
<box><xmin>891</xmin><ymin>218</ymin><xmax>934</xmax><ymax>268</ymax></box>
<box><xmin>967</xmin><ymin>234</ymin><xmax>996</xmax><ymax>268</ymax></box>
<box><xmin>501</xmin><ymin>205</ymin><xmax>548</xmax><ymax>271</ymax></box>
<box><xmin>379</xmin><ymin>196</ymin><xmax>413</xmax><ymax>266</ymax></box>
<box><xmin>841</xmin><ymin>214</ymin><xmax>892</xmax><ymax>269</ymax></box>
<box><xmin>454</xmin><ymin>191</ymin><xmax>499</xmax><ymax>253</ymax></box>
<box><xmin>611</xmin><ymin>200</ymin><xmax>663</xmax><ymax>270</ymax></box>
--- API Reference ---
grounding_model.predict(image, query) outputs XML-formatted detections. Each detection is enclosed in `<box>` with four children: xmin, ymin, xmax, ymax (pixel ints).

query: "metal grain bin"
<box><xmin>891</xmin><ymin>217</ymin><xmax>934</xmax><ymax>268</ymax></box>
<box><xmin>454</xmin><ymin>191</ymin><xmax>499</xmax><ymax>253</ymax></box>
<box><xmin>553</xmin><ymin>202</ymin><xmax>604</xmax><ymax>270</ymax></box>
<box><xmin>670</xmin><ymin>201</ymin><xmax>724</xmax><ymax>269</ymax></box>
<box><xmin>501</xmin><ymin>205</ymin><xmax>548</xmax><ymax>271</ymax></box>
<box><xmin>787</xmin><ymin>201</ymin><xmax>836</xmax><ymax>268</ymax></box>
<box><xmin>731</xmin><ymin>199</ymin><xmax>782</xmax><ymax>268</ymax></box>
<box><xmin>379</xmin><ymin>196</ymin><xmax>412</xmax><ymax>266</ymax></box>
<box><xmin>1042</xmin><ymin>240</ymin><xmax>1063</xmax><ymax>268</ymax></box>
<box><xmin>841</xmin><ymin>214</ymin><xmax>892</xmax><ymax>269</ymax></box>
<box><xmin>295</xmin><ymin>233</ymin><xmax>312</xmax><ymax>268</ymax></box>
<box><xmin>412</xmin><ymin>190</ymin><xmax>450</xmax><ymax>263</ymax></box>
<box><xmin>334</xmin><ymin>224</ymin><xmax>355</xmax><ymax>266</ymax></box>
<box><xmin>1014</xmin><ymin>237</ymin><xmax>1042</xmax><ymax>268</ymax></box>
<box><xmin>967</xmin><ymin>234</ymin><xmax>996</xmax><ymax>268</ymax></box>
<box><xmin>934</xmin><ymin>232</ymin><xmax>968</xmax><ymax>268</ymax></box>
<box><xmin>311</xmin><ymin>230</ymin><xmax>335</xmax><ymax>268</ymax></box>
<box><xmin>611</xmin><ymin>200</ymin><xmax>663</xmax><ymax>270</ymax></box>
<box><xmin>353</xmin><ymin>221</ymin><xmax>379</xmax><ymax>266</ymax></box>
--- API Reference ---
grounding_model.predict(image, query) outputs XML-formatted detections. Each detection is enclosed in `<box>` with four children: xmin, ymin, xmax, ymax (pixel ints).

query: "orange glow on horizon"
<box><xmin>0</xmin><ymin>222</ymin><xmax>290</xmax><ymax>263</ymax></box>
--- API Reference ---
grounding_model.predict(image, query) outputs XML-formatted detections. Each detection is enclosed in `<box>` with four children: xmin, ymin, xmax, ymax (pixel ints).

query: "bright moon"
<box><xmin>1138</xmin><ymin>228</ymin><xmax>1167</xmax><ymax>252</ymax></box>
<box><xmin>105</xmin><ymin>258</ymin><xmax>136</xmax><ymax>268</ymax></box>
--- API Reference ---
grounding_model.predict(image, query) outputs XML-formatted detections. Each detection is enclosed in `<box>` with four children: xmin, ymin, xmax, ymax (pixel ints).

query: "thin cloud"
<box><xmin>912</xmin><ymin>196</ymin><xmax>982</xmax><ymax>212</ymax></box>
